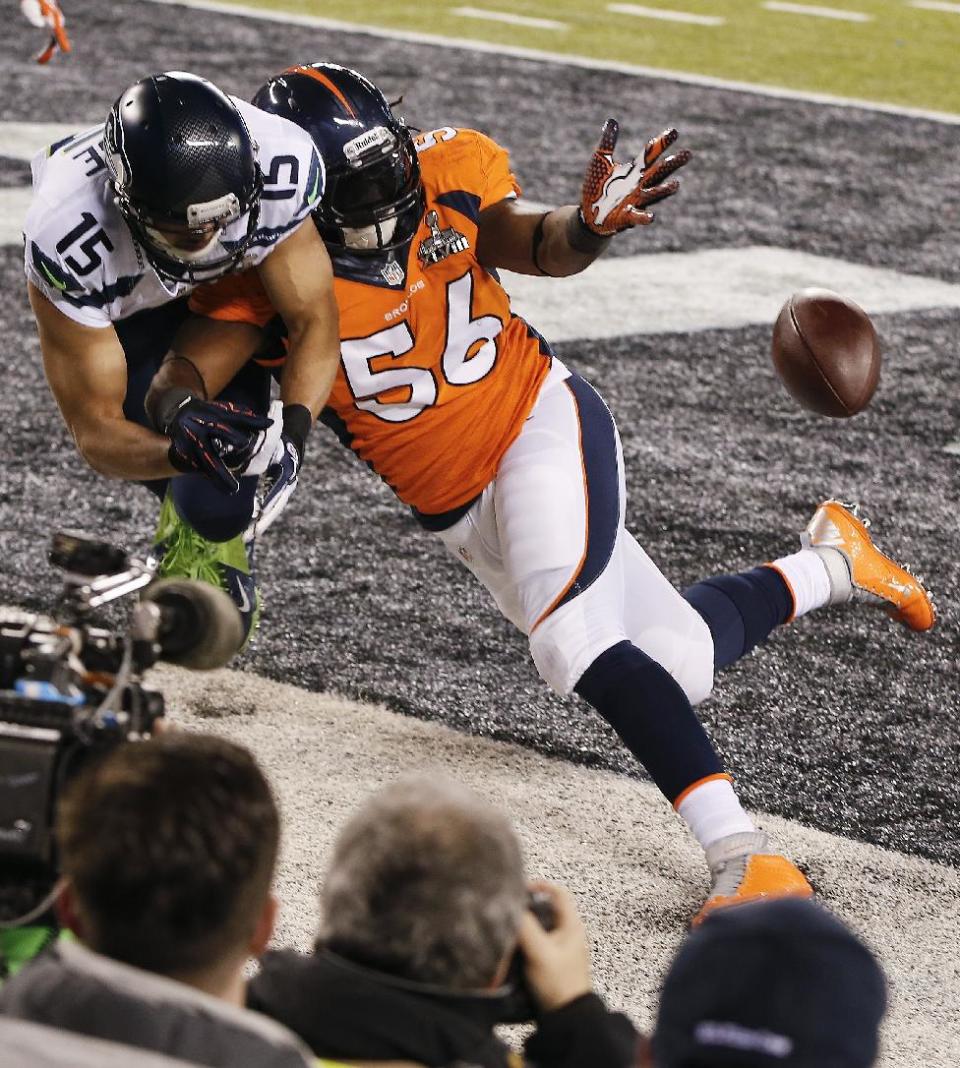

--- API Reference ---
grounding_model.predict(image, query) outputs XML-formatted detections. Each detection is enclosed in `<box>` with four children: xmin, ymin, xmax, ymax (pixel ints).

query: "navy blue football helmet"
<box><xmin>252</xmin><ymin>62</ymin><xmax>422</xmax><ymax>254</ymax></box>
<box><xmin>104</xmin><ymin>71</ymin><xmax>263</xmax><ymax>283</ymax></box>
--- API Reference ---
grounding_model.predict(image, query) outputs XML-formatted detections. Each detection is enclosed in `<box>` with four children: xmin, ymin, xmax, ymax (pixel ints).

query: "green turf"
<box><xmin>221</xmin><ymin>0</ymin><xmax>960</xmax><ymax>114</ymax></box>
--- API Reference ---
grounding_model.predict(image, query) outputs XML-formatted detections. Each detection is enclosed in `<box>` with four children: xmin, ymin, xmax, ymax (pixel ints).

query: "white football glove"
<box><xmin>247</xmin><ymin>436</ymin><xmax>301</xmax><ymax>538</ymax></box>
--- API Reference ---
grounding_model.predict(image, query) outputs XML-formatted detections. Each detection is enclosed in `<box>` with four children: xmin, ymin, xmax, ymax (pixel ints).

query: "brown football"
<box><xmin>771</xmin><ymin>288</ymin><xmax>880</xmax><ymax>417</ymax></box>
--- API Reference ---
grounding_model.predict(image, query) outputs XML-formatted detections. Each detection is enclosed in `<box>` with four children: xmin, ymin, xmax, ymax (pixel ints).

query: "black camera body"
<box><xmin>499</xmin><ymin>889</ymin><xmax>558</xmax><ymax>1023</ymax></box>
<box><xmin>0</xmin><ymin>532</ymin><xmax>243</xmax><ymax>924</ymax></box>
<box><xmin>0</xmin><ymin>624</ymin><xmax>164</xmax><ymax>870</ymax></box>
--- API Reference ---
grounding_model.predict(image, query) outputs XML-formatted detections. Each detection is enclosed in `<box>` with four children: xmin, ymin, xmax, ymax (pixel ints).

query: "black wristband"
<box><xmin>281</xmin><ymin>403</ymin><xmax>312</xmax><ymax>461</ymax></box>
<box><xmin>566</xmin><ymin>209</ymin><xmax>613</xmax><ymax>256</ymax></box>
<box><xmin>531</xmin><ymin>211</ymin><xmax>553</xmax><ymax>276</ymax></box>
<box><xmin>146</xmin><ymin>386</ymin><xmax>194</xmax><ymax>434</ymax></box>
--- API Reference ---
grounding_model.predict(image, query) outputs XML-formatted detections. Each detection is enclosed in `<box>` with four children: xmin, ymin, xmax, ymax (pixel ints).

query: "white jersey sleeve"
<box><xmin>22</xmin><ymin>104</ymin><xmax>324</xmax><ymax>328</ymax></box>
<box><xmin>233</xmin><ymin>98</ymin><xmax>325</xmax><ymax>266</ymax></box>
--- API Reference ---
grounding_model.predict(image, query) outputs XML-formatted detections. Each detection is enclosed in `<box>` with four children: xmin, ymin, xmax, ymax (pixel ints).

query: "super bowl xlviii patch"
<box><xmin>418</xmin><ymin>210</ymin><xmax>469</xmax><ymax>268</ymax></box>
<box><xmin>380</xmin><ymin>257</ymin><xmax>405</xmax><ymax>286</ymax></box>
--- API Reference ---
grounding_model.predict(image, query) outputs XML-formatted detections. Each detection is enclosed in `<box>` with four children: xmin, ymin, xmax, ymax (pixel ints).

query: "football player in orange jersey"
<box><xmin>179</xmin><ymin>63</ymin><xmax>935</xmax><ymax>923</ymax></box>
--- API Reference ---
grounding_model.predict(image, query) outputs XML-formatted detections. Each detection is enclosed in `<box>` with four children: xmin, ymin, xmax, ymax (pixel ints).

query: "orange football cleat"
<box><xmin>802</xmin><ymin>500</ymin><xmax>935</xmax><ymax>632</ymax></box>
<box><xmin>694</xmin><ymin>832</ymin><xmax>813</xmax><ymax>927</ymax></box>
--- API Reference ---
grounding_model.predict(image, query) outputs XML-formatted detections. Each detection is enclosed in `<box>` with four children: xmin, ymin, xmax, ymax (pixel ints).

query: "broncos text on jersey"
<box><xmin>190</xmin><ymin>127</ymin><xmax>554</xmax><ymax>521</ymax></box>
<box><xmin>23</xmin><ymin>99</ymin><xmax>325</xmax><ymax>328</ymax></box>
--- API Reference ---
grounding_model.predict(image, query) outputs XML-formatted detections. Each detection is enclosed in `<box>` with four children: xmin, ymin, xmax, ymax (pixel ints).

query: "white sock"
<box><xmin>676</xmin><ymin>776</ymin><xmax>756</xmax><ymax>851</ymax></box>
<box><xmin>768</xmin><ymin>549</ymin><xmax>833</xmax><ymax>619</ymax></box>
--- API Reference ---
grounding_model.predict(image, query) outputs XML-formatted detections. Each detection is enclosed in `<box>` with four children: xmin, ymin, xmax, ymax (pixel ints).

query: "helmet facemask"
<box><xmin>318</xmin><ymin>123</ymin><xmax>423</xmax><ymax>255</ymax></box>
<box><xmin>110</xmin><ymin>171</ymin><xmax>263</xmax><ymax>285</ymax></box>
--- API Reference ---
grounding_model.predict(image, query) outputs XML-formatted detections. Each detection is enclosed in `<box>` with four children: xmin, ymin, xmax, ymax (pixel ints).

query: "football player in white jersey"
<box><xmin>23</xmin><ymin>71</ymin><xmax>340</xmax><ymax>647</ymax></box>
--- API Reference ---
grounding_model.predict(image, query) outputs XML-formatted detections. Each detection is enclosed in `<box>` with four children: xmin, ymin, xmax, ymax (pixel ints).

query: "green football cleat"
<box><xmin>153</xmin><ymin>491</ymin><xmax>261</xmax><ymax>649</ymax></box>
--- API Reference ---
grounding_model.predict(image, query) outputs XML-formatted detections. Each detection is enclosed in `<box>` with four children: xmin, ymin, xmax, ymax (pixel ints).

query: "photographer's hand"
<box><xmin>518</xmin><ymin>881</ymin><xmax>593</xmax><ymax>1013</ymax></box>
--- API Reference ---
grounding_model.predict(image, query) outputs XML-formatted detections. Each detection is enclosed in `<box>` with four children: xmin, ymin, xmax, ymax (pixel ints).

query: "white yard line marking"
<box><xmin>0</xmin><ymin>120</ymin><xmax>86</xmax><ymax>162</ymax></box>
<box><xmin>607</xmin><ymin>3</ymin><xmax>725</xmax><ymax>26</ymax></box>
<box><xmin>762</xmin><ymin>0</ymin><xmax>872</xmax><ymax>20</ymax></box>
<box><xmin>148</xmin><ymin>661</ymin><xmax>960</xmax><ymax>1066</ymax></box>
<box><xmin>910</xmin><ymin>0</ymin><xmax>960</xmax><ymax>12</ymax></box>
<box><xmin>501</xmin><ymin>245</ymin><xmax>960</xmax><ymax>340</ymax></box>
<box><xmin>0</xmin><ymin>187</ymin><xmax>33</xmax><ymax>247</ymax></box>
<box><xmin>137</xmin><ymin>0</ymin><xmax>960</xmax><ymax>126</ymax></box>
<box><xmin>0</xmin><ymin>123</ymin><xmax>95</xmax><ymax>249</ymax></box>
<box><xmin>451</xmin><ymin>6</ymin><xmax>567</xmax><ymax>30</ymax></box>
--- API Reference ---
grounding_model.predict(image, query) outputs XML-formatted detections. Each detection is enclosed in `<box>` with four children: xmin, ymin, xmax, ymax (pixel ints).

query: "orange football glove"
<box><xmin>579</xmin><ymin>118</ymin><xmax>691</xmax><ymax>236</ymax></box>
<box><xmin>20</xmin><ymin>0</ymin><xmax>71</xmax><ymax>63</ymax></box>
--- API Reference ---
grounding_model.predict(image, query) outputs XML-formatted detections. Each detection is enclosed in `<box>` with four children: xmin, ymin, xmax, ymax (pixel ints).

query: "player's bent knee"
<box><xmin>530</xmin><ymin>597</ymin><xmax>715</xmax><ymax>703</ymax></box>
<box><xmin>626</xmin><ymin>590</ymin><xmax>715</xmax><ymax>705</ymax></box>
<box><xmin>642</xmin><ymin>614</ymin><xmax>715</xmax><ymax>706</ymax></box>
<box><xmin>171</xmin><ymin>478</ymin><xmax>256</xmax><ymax>543</ymax></box>
<box><xmin>671</xmin><ymin>643</ymin><xmax>714</xmax><ymax>706</ymax></box>
<box><xmin>681</xmin><ymin>612</ymin><xmax>715</xmax><ymax>704</ymax></box>
<box><xmin>529</xmin><ymin>611</ymin><xmax>626</xmax><ymax>696</ymax></box>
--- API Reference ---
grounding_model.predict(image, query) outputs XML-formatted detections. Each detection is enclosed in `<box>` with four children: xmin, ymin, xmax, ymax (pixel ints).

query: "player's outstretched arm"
<box><xmin>477</xmin><ymin>119</ymin><xmax>691</xmax><ymax>278</ymax></box>
<box><xmin>29</xmin><ymin>282</ymin><xmax>180</xmax><ymax>481</ymax></box>
<box><xmin>477</xmin><ymin>201</ymin><xmax>595</xmax><ymax>278</ymax></box>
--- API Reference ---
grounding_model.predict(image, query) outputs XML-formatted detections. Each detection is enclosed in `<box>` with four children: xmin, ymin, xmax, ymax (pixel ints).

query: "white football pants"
<box><xmin>437</xmin><ymin>361</ymin><xmax>715</xmax><ymax>701</ymax></box>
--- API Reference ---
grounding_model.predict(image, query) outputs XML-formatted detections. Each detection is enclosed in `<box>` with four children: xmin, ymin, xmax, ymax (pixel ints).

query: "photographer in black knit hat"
<box><xmin>651</xmin><ymin>897</ymin><xmax>886</xmax><ymax>1068</ymax></box>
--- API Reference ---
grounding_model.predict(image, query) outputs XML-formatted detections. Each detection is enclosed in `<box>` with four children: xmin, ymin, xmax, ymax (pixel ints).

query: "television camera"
<box><xmin>0</xmin><ymin>531</ymin><xmax>243</xmax><ymax>927</ymax></box>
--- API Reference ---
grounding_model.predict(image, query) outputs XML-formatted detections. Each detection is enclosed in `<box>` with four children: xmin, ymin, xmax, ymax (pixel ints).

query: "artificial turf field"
<box><xmin>195</xmin><ymin>0</ymin><xmax>960</xmax><ymax>116</ymax></box>
<box><xmin>1</xmin><ymin>1</ymin><xmax>959</xmax><ymax>1054</ymax></box>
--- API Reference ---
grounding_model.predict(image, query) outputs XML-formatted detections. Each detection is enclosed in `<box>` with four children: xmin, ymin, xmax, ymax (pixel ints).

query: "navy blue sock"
<box><xmin>683</xmin><ymin>566</ymin><xmax>793</xmax><ymax>671</ymax></box>
<box><xmin>574</xmin><ymin>640</ymin><xmax>723</xmax><ymax>804</ymax></box>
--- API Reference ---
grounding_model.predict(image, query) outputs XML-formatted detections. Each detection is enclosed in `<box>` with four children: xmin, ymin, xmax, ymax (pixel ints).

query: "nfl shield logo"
<box><xmin>381</xmin><ymin>259</ymin><xmax>405</xmax><ymax>286</ymax></box>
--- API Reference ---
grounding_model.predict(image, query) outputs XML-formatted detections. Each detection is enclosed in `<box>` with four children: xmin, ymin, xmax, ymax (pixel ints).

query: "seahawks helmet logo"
<box><xmin>103</xmin><ymin>110</ymin><xmax>129</xmax><ymax>189</ymax></box>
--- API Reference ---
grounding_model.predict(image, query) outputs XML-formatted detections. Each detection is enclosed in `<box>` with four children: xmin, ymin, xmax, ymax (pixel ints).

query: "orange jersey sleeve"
<box><xmin>188</xmin><ymin>270</ymin><xmax>276</xmax><ymax>327</ymax></box>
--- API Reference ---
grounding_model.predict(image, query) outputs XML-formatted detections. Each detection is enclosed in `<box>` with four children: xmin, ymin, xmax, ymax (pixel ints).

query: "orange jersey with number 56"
<box><xmin>189</xmin><ymin>127</ymin><xmax>552</xmax><ymax>521</ymax></box>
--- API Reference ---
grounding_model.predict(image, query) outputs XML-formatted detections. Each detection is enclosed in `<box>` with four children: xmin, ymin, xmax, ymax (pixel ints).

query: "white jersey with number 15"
<box><xmin>22</xmin><ymin>98</ymin><xmax>325</xmax><ymax>328</ymax></box>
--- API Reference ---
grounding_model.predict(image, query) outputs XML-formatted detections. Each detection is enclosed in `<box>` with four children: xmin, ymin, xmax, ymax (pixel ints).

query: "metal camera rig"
<box><xmin>0</xmin><ymin>531</ymin><xmax>243</xmax><ymax>926</ymax></box>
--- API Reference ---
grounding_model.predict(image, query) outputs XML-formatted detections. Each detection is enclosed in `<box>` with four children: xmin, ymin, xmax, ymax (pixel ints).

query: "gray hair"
<box><xmin>319</xmin><ymin>775</ymin><xmax>527</xmax><ymax>990</ymax></box>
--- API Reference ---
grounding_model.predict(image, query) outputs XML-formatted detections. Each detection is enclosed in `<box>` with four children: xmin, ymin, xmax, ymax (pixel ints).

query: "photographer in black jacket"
<box><xmin>249</xmin><ymin>775</ymin><xmax>644</xmax><ymax>1068</ymax></box>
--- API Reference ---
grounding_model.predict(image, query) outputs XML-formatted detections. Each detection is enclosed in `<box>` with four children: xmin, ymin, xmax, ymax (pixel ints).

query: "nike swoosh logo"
<box><xmin>41</xmin><ymin>263</ymin><xmax>67</xmax><ymax>291</ymax></box>
<box><xmin>307</xmin><ymin>168</ymin><xmax>320</xmax><ymax>205</ymax></box>
<box><xmin>234</xmin><ymin>580</ymin><xmax>252</xmax><ymax>614</ymax></box>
